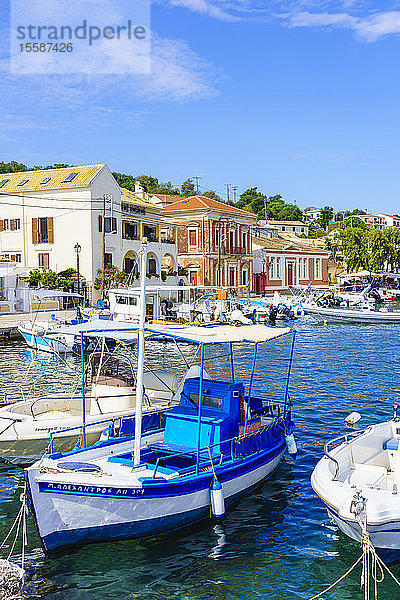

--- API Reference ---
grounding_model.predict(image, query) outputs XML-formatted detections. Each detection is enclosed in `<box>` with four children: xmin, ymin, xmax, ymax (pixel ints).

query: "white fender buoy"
<box><xmin>285</xmin><ymin>434</ymin><xmax>297</xmax><ymax>458</ymax></box>
<box><xmin>345</xmin><ymin>412</ymin><xmax>362</xmax><ymax>425</ymax></box>
<box><xmin>210</xmin><ymin>479</ymin><xmax>225</xmax><ymax>519</ymax></box>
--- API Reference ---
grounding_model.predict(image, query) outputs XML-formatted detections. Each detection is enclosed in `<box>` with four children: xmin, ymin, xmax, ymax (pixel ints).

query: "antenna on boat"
<box><xmin>133</xmin><ymin>239</ymin><xmax>148</xmax><ymax>467</ymax></box>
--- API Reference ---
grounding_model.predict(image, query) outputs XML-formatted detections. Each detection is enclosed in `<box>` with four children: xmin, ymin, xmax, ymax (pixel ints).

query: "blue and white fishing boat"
<box><xmin>25</xmin><ymin>244</ymin><xmax>297</xmax><ymax>557</ymax></box>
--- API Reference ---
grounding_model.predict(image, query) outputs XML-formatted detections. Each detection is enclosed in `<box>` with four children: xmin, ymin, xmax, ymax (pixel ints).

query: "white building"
<box><xmin>0</xmin><ymin>164</ymin><xmax>177</xmax><ymax>306</ymax></box>
<box><xmin>356</xmin><ymin>213</ymin><xmax>400</xmax><ymax>230</ymax></box>
<box><xmin>266</xmin><ymin>220</ymin><xmax>309</xmax><ymax>236</ymax></box>
<box><xmin>303</xmin><ymin>207</ymin><xmax>322</xmax><ymax>224</ymax></box>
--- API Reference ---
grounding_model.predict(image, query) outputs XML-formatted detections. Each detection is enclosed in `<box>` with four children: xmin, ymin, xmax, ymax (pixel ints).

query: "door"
<box><xmin>287</xmin><ymin>263</ymin><xmax>293</xmax><ymax>286</ymax></box>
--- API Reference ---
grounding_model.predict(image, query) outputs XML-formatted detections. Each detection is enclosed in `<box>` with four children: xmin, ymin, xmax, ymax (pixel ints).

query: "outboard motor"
<box><xmin>368</xmin><ymin>288</ymin><xmax>382</xmax><ymax>303</ymax></box>
<box><xmin>269</xmin><ymin>305</ymin><xmax>278</xmax><ymax>325</ymax></box>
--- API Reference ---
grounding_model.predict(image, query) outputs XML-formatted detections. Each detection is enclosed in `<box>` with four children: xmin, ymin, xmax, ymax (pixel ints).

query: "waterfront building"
<box><xmin>252</xmin><ymin>234</ymin><xmax>329</xmax><ymax>294</ymax></box>
<box><xmin>160</xmin><ymin>195</ymin><xmax>255</xmax><ymax>288</ymax></box>
<box><xmin>0</xmin><ymin>164</ymin><xmax>177</xmax><ymax>305</ymax></box>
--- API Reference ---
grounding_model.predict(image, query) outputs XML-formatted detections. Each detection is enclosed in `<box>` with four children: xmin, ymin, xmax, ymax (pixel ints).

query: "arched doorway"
<box><xmin>122</xmin><ymin>251</ymin><xmax>139</xmax><ymax>276</ymax></box>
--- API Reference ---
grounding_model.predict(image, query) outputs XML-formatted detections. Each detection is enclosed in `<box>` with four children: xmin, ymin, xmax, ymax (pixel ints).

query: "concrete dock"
<box><xmin>0</xmin><ymin>310</ymin><xmax>75</xmax><ymax>340</ymax></box>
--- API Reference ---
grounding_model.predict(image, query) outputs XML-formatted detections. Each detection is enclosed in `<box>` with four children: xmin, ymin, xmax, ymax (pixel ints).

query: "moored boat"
<box><xmin>311</xmin><ymin>411</ymin><xmax>400</xmax><ymax>548</ymax></box>
<box><xmin>26</xmin><ymin>321</ymin><xmax>296</xmax><ymax>557</ymax></box>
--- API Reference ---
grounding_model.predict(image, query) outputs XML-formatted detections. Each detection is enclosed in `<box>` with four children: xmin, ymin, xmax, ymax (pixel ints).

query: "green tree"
<box><xmin>236</xmin><ymin>187</ymin><xmax>267</xmax><ymax>217</ymax></box>
<box><xmin>94</xmin><ymin>264</ymin><xmax>128</xmax><ymax>290</ymax></box>
<box><xmin>28</xmin><ymin>269</ymin><xmax>42</xmax><ymax>287</ymax></box>
<box><xmin>40</xmin><ymin>270</ymin><xmax>59</xmax><ymax>289</ymax></box>
<box><xmin>202</xmin><ymin>190</ymin><xmax>221</xmax><ymax>201</ymax></box>
<box><xmin>317</xmin><ymin>206</ymin><xmax>335</xmax><ymax>231</ymax></box>
<box><xmin>181</xmin><ymin>178</ymin><xmax>195</xmax><ymax>197</ymax></box>
<box><xmin>0</xmin><ymin>161</ymin><xmax>28</xmax><ymax>174</ymax></box>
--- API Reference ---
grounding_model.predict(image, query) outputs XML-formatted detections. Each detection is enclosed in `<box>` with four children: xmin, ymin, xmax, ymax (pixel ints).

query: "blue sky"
<box><xmin>1</xmin><ymin>0</ymin><xmax>400</xmax><ymax>213</ymax></box>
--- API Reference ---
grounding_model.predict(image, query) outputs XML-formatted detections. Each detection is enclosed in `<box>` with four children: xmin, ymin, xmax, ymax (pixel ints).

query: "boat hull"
<box><xmin>303</xmin><ymin>306</ymin><xmax>400</xmax><ymax>323</ymax></box>
<box><xmin>27</xmin><ymin>442</ymin><xmax>286</xmax><ymax>557</ymax></box>
<box><xmin>18</xmin><ymin>328</ymin><xmax>73</xmax><ymax>353</ymax></box>
<box><xmin>326</xmin><ymin>507</ymin><xmax>400</xmax><ymax>550</ymax></box>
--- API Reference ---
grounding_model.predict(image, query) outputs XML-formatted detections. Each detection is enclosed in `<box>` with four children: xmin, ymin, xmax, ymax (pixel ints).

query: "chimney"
<box><xmin>134</xmin><ymin>180</ymin><xmax>146</xmax><ymax>199</ymax></box>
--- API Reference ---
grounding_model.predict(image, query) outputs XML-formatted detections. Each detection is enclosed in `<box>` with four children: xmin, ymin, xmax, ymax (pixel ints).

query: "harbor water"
<box><xmin>0</xmin><ymin>320</ymin><xmax>399</xmax><ymax>599</ymax></box>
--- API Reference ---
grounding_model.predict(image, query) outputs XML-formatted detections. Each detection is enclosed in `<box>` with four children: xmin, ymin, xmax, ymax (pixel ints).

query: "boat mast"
<box><xmin>134</xmin><ymin>240</ymin><xmax>147</xmax><ymax>466</ymax></box>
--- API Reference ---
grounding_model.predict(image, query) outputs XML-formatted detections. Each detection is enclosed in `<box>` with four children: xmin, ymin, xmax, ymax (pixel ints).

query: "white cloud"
<box><xmin>287</xmin><ymin>8</ymin><xmax>400</xmax><ymax>41</ymax></box>
<box><xmin>288</xmin><ymin>11</ymin><xmax>358</xmax><ymax>28</ymax></box>
<box><xmin>355</xmin><ymin>11</ymin><xmax>400</xmax><ymax>41</ymax></box>
<box><xmin>167</xmin><ymin>0</ymin><xmax>239</xmax><ymax>21</ymax></box>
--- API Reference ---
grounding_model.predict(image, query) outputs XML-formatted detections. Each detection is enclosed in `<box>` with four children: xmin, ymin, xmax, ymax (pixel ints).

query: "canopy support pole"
<box><xmin>284</xmin><ymin>331</ymin><xmax>296</xmax><ymax>416</ymax></box>
<box><xmin>134</xmin><ymin>240</ymin><xmax>148</xmax><ymax>467</ymax></box>
<box><xmin>230</xmin><ymin>342</ymin><xmax>234</xmax><ymax>382</ymax></box>
<box><xmin>80</xmin><ymin>331</ymin><xmax>86</xmax><ymax>447</ymax></box>
<box><xmin>244</xmin><ymin>342</ymin><xmax>258</xmax><ymax>436</ymax></box>
<box><xmin>196</xmin><ymin>343</ymin><xmax>205</xmax><ymax>475</ymax></box>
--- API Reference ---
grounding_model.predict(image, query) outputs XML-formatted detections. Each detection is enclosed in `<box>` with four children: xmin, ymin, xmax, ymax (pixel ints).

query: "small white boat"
<box><xmin>312</xmin><ymin>413</ymin><xmax>400</xmax><ymax>548</ymax></box>
<box><xmin>303</xmin><ymin>304</ymin><xmax>400</xmax><ymax>323</ymax></box>
<box><xmin>0</xmin><ymin>348</ymin><xmax>192</xmax><ymax>465</ymax></box>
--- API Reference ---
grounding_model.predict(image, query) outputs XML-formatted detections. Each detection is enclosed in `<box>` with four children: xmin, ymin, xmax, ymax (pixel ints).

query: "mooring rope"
<box><xmin>307</xmin><ymin>501</ymin><xmax>400</xmax><ymax>600</ymax></box>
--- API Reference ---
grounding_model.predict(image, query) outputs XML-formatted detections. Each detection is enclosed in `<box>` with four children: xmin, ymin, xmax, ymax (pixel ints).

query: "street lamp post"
<box><xmin>262</xmin><ymin>257</ymin><xmax>266</xmax><ymax>297</ymax></box>
<box><xmin>74</xmin><ymin>243</ymin><xmax>81</xmax><ymax>295</ymax></box>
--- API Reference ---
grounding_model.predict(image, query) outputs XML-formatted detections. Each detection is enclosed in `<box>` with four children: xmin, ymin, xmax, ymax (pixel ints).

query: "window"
<box><xmin>276</xmin><ymin>257</ymin><xmax>281</xmax><ymax>279</ymax></box>
<box><xmin>40</xmin><ymin>178</ymin><xmax>51</xmax><ymax>184</ymax></box>
<box><xmin>62</xmin><ymin>172</ymin><xmax>78</xmax><ymax>183</ymax></box>
<box><xmin>104</xmin><ymin>253</ymin><xmax>113</xmax><ymax>266</ymax></box>
<box><xmin>15</xmin><ymin>253</ymin><xmax>21</xmax><ymax>263</ymax></box>
<box><xmin>242</xmin><ymin>269</ymin><xmax>248</xmax><ymax>285</ymax></box>
<box><xmin>282</xmin><ymin>226</ymin><xmax>285</xmax><ymax>231</ymax></box>
<box><xmin>315</xmin><ymin>258</ymin><xmax>321</xmax><ymax>279</ymax></box>
<box><xmin>189</xmin><ymin>270</ymin><xmax>198</xmax><ymax>285</ymax></box>
<box><xmin>38</xmin><ymin>253</ymin><xmax>49</xmax><ymax>269</ymax></box>
<box><xmin>0</xmin><ymin>179</ymin><xmax>9</xmax><ymax>188</ymax></box>
<box><xmin>18</xmin><ymin>180</ymin><xmax>28</xmax><ymax>186</ymax></box>
<box><xmin>32</xmin><ymin>217</ymin><xmax>54</xmax><ymax>244</ymax></box>
<box><xmin>242</xmin><ymin>232</ymin><xmax>247</xmax><ymax>251</ymax></box>
<box><xmin>302</xmin><ymin>258</ymin><xmax>308</xmax><ymax>279</ymax></box>
<box><xmin>143</xmin><ymin>225</ymin><xmax>157</xmax><ymax>241</ymax></box>
<box><xmin>10</xmin><ymin>219</ymin><xmax>20</xmax><ymax>231</ymax></box>
<box><xmin>215</xmin><ymin>229</ymin><xmax>220</xmax><ymax>247</ymax></box>
<box><xmin>188</xmin><ymin>229</ymin><xmax>197</xmax><ymax>246</ymax></box>
<box><xmin>3</xmin><ymin>219</ymin><xmax>9</xmax><ymax>230</ymax></box>
<box><xmin>269</xmin><ymin>257</ymin><xmax>275</xmax><ymax>279</ymax></box>
<box><xmin>148</xmin><ymin>258</ymin><xmax>157</xmax><ymax>274</ymax></box>
<box><xmin>123</xmin><ymin>222</ymin><xmax>138</xmax><ymax>240</ymax></box>
<box><xmin>98</xmin><ymin>216</ymin><xmax>117</xmax><ymax>234</ymax></box>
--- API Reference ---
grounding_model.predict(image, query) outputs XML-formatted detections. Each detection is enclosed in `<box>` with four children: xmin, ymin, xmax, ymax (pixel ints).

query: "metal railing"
<box><xmin>324</xmin><ymin>428</ymin><xmax>366</xmax><ymax>480</ymax></box>
<box><xmin>47</xmin><ymin>408</ymin><xmax>165</xmax><ymax>453</ymax></box>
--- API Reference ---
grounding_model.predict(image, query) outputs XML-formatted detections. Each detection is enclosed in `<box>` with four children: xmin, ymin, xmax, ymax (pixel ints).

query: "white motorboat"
<box><xmin>0</xmin><ymin>347</ymin><xmax>198</xmax><ymax>465</ymax></box>
<box><xmin>312</xmin><ymin>412</ymin><xmax>400</xmax><ymax>548</ymax></box>
<box><xmin>303</xmin><ymin>303</ymin><xmax>400</xmax><ymax>323</ymax></box>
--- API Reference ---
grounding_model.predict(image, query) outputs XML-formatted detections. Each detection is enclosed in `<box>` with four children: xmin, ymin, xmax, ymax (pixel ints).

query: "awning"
<box><xmin>78</xmin><ymin>323</ymin><xmax>291</xmax><ymax>345</ymax></box>
<box><xmin>29</xmin><ymin>289</ymin><xmax>83</xmax><ymax>300</ymax></box>
<box><xmin>0</xmin><ymin>264</ymin><xmax>16</xmax><ymax>277</ymax></box>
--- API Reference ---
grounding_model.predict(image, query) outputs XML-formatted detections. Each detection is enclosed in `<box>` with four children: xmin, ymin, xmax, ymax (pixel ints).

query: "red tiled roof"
<box><xmin>152</xmin><ymin>194</ymin><xmax>184</xmax><ymax>204</ymax></box>
<box><xmin>164</xmin><ymin>195</ymin><xmax>256</xmax><ymax>217</ymax></box>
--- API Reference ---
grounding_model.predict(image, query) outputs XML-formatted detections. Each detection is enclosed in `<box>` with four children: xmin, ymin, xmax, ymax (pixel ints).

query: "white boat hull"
<box><xmin>312</xmin><ymin>419</ymin><xmax>400</xmax><ymax>549</ymax></box>
<box><xmin>304</xmin><ymin>306</ymin><xmax>400</xmax><ymax>323</ymax></box>
<box><xmin>27</xmin><ymin>436</ymin><xmax>287</xmax><ymax>556</ymax></box>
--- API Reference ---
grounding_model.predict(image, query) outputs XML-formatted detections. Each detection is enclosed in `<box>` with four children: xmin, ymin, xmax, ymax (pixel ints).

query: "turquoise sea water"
<box><xmin>0</xmin><ymin>320</ymin><xmax>399</xmax><ymax>599</ymax></box>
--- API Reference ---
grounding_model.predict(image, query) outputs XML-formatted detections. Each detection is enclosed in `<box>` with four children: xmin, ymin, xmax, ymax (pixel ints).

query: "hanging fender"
<box><xmin>210</xmin><ymin>479</ymin><xmax>225</xmax><ymax>519</ymax></box>
<box><xmin>285</xmin><ymin>434</ymin><xmax>297</xmax><ymax>458</ymax></box>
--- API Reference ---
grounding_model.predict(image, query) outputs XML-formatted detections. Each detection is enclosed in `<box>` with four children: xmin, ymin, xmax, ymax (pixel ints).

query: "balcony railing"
<box><xmin>215</xmin><ymin>246</ymin><xmax>247</xmax><ymax>255</ymax></box>
<box><xmin>161</xmin><ymin>238</ymin><xmax>175</xmax><ymax>244</ymax></box>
